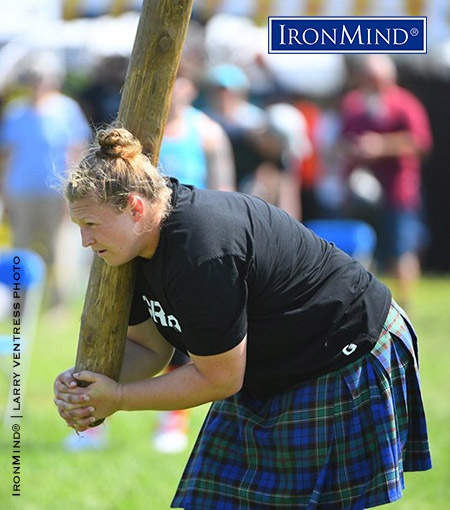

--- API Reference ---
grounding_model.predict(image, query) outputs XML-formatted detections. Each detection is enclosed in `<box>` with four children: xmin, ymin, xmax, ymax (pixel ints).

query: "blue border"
<box><xmin>268</xmin><ymin>16</ymin><xmax>427</xmax><ymax>55</ymax></box>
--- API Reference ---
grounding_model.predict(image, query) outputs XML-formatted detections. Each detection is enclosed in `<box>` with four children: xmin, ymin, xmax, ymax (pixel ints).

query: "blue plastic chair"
<box><xmin>305</xmin><ymin>219</ymin><xmax>377</xmax><ymax>269</ymax></box>
<box><xmin>0</xmin><ymin>248</ymin><xmax>46</xmax><ymax>427</ymax></box>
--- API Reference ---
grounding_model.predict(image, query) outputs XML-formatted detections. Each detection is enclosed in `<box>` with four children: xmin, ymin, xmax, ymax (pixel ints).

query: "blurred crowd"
<box><xmin>0</xmin><ymin>14</ymin><xmax>438</xmax><ymax>311</ymax></box>
<box><xmin>0</xmin><ymin>9</ymin><xmax>445</xmax><ymax>454</ymax></box>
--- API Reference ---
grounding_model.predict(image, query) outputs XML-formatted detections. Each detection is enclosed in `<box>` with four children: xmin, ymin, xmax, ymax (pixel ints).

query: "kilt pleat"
<box><xmin>172</xmin><ymin>302</ymin><xmax>431</xmax><ymax>509</ymax></box>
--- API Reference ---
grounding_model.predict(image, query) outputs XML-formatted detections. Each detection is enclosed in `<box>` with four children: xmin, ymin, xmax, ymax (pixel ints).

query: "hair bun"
<box><xmin>97</xmin><ymin>127</ymin><xmax>142</xmax><ymax>160</ymax></box>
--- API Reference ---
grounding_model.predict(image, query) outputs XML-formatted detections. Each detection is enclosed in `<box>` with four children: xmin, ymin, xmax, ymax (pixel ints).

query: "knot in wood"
<box><xmin>158</xmin><ymin>34</ymin><xmax>172</xmax><ymax>52</ymax></box>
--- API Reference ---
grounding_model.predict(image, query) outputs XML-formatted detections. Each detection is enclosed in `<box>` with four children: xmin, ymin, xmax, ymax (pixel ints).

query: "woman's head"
<box><xmin>66</xmin><ymin>126</ymin><xmax>171</xmax><ymax>214</ymax></box>
<box><xmin>67</xmin><ymin>126</ymin><xmax>172</xmax><ymax>265</ymax></box>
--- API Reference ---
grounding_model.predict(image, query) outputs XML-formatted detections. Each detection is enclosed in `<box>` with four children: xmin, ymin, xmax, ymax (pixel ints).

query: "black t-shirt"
<box><xmin>129</xmin><ymin>180</ymin><xmax>391</xmax><ymax>397</ymax></box>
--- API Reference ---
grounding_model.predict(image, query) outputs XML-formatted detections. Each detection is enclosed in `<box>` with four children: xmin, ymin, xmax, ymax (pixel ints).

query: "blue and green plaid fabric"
<box><xmin>172</xmin><ymin>302</ymin><xmax>431</xmax><ymax>509</ymax></box>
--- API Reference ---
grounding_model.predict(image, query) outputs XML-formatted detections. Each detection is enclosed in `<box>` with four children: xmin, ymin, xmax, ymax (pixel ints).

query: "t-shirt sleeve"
<box><xmin>168</xmin><ymin>255</ymin><xmax>249</xmax><ymax>356</ymax></box>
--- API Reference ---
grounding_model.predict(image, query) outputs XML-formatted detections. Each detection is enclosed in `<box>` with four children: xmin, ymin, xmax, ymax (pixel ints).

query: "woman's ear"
<box><xmin>127</xmin><ymin>194</ymin><xmax>144</xmax><ymax>222</ymax></box>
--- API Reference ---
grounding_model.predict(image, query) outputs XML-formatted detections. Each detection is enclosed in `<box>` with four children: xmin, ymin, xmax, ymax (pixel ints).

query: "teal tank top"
<box><xmin>159</xmin><ymin>107</ymin><xmax>208</xmax><ymax>189</ymax></box>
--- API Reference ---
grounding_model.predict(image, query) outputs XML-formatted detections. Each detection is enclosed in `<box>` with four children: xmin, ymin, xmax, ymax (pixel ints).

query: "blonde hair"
<box><xmin>66</xmin><ymin>126</ymin><xmax>171</xmax><ymax>215</ymax></box>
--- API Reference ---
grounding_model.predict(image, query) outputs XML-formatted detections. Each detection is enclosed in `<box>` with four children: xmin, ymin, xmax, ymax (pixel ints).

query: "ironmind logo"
<box><xmin>269</xmin><ymin>17</ymin><xmax>427</xmax><ymax>54</ymax></box>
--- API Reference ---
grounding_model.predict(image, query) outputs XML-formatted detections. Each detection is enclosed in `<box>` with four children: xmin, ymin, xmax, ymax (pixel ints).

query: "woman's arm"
<box><xmin>121</xmin><ymin>335</ymin><xmax>247</xmax><ymax>411</ymax></box>
<box><xmin>200</xmin><ymin>113</ymin><xmax>236</xmax><ymax>192</ymax></box>
<box><xmin>56</xmin><ymin>336</ymin><xmax>247</xmax><ymax>432</ymax></box>
<box><xmin>120</xmin><ymin>318</ymin><xmax>175</xmax><ymax>382</ymax></box>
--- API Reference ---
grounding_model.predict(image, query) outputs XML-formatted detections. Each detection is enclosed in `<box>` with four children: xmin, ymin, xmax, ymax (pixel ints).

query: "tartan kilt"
<box><xmin>171</xmin><ymin>302</ymin><xmax>432</xmax><ymax>510</ymax></box>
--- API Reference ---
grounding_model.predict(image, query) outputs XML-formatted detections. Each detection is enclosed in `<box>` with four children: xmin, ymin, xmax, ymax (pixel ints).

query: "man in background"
<box><xmin>340</xmin><ymin>54</ymin><xmax>432</xmax><ymax>310</ymax></box>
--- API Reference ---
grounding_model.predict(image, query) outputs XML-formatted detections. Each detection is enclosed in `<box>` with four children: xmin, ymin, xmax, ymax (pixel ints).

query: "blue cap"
<box><xmin>206</xmin><ymin>64</ymin><xmax>249</xmax><ymax>91</ymax></box>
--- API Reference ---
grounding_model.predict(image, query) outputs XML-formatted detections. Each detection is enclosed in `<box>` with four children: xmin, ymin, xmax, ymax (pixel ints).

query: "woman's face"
<box><xmin>69</xmin><ymin>196</ymin><xmax>148</xmax><ymax>266</ymax></box>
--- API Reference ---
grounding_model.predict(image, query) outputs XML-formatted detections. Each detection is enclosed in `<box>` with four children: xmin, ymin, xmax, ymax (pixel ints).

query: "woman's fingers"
<box><xmin>54</xmin><ymin>396</ymin><xmax>92</xmax><ymax>412</ymax></box>
<box><xmin>58</xmin><ymin>403</ymin><xmax>97</xmax><ymax>430</ymax></box>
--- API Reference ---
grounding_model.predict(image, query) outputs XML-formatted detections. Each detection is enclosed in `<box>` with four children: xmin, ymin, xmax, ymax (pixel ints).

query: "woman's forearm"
<box><xmin>119</xmin><ymin>338</ymin><xmax>174</xmax><ymax>383</ymax></box>
<box><xmin>120</xmin><ymin>362</ymin><xmax>239</xmax><ymax>412</ymax></box>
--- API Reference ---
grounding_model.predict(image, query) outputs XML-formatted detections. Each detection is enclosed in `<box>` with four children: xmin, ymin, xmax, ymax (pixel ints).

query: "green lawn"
<box><xmin>1</xmin><ymin>276</ymin><xmax>449</xmax><ymax>509</ymax></box>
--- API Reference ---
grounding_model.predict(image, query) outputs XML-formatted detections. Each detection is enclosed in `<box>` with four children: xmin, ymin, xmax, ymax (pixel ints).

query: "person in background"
<box><xmin>291</xmin><ymin>96</ymin><xmax>325</xmax><ymax>221</ymax></box>
<box><xmin>203</xmin><ymin>63</ymin><xmax>304</xmax><ymax>218</ymax></box>
<box><xmin>340</xmin><ymin>54</ymin><xmax>432</xmax><ymax>311</ymax></box>
<box><xmin>0</xmin><ymin>50</ymin><xmax>91</xmax><ymax>305</ymax></box>
<box><xmin>77</xmin><ymin>55</ymin><xmax>129</xmax><ymax>128</ymax></box>
<box><xmin>159</xmin><ymin>73</ymin><xmax>235</xmax><ymax>192</ymax></box>
<box><xmin>250</xmin><ymin>101</ymin><xmax>310</xmax><ymax>219</ymax></box>
<box><xmin>203</xmin><ymin>63</ymin><xmax>267</xmax><ymax>190</ymax></box>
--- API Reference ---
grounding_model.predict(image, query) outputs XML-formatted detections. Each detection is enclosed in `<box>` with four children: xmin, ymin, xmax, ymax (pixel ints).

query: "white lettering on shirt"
<box><xmin>342</xmin><ymin>343</ymin><xmax>357</xmax><ymax>356</ymax></box>
<box><xmin>142</xmin><ymin>296</ymin><xmax>182</xmax><ymax>333</ymax></box>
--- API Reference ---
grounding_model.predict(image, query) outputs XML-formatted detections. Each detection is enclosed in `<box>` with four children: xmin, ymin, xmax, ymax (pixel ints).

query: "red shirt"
<box><xmin>341</xmin><ymin>85</ymin><xmax>432</xmax><ymax>209</ymax></box>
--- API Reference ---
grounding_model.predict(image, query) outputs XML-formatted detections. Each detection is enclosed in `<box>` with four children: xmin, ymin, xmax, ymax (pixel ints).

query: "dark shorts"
<box><xmin>171</xmin><ymin>302</ymin><xmax>431</xmax><ymax>510</ymax></box>
<box><xmin>376</xmin><ymin>208</ymin><xmax>428</xmax><ymax>263</ymax></box>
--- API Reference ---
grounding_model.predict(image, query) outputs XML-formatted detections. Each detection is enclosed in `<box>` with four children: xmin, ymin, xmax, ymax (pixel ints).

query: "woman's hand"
<box><xmin>54</xmin><ymin>367</ymin><xmax>91</xmax><ymax>430</ymax></box>
<box><xmin>54</xmin><ymin>369</ymin><xmax>122</xmax><ymax>432</ymax></box>
<box><xmin>73</xmin><ymin>371</ymin><xmax>123</xmax><ymax>429</ymax></box>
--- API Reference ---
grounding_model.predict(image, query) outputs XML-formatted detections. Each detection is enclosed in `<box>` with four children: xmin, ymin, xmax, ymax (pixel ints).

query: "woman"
<box><xmin>54</xmin><ymin>126</ymin><xmax>431</xmax><ymax>509</ymax></box>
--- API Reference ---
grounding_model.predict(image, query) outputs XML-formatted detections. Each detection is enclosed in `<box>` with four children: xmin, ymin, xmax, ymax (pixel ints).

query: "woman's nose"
<box><xmin>80</xmin><ymin>228</ymin><xmax>94</xmax><ymax>248</ymax></box>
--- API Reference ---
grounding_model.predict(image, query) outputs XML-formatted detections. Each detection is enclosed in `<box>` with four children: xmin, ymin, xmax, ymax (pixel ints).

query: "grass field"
<box><xmin>0</xmin><ymin>276</ymin><xmax>449</xmax><ymax>509</ymax></box>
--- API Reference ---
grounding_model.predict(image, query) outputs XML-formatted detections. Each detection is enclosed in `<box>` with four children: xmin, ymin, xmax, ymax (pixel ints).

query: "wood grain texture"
<box><xmin>74</xmin><ymin>0</ymin><xmax>194</xmax><ymax>425</ymax></box>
